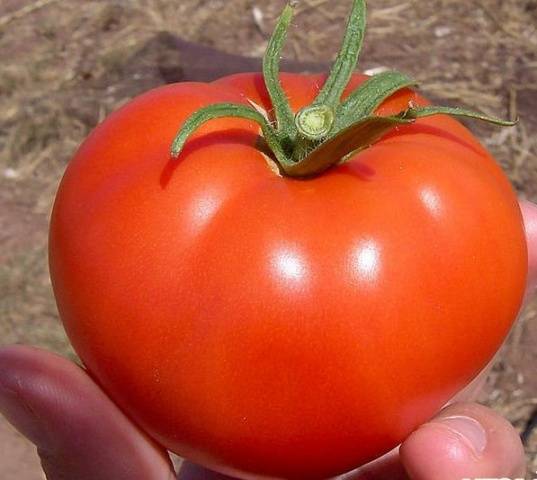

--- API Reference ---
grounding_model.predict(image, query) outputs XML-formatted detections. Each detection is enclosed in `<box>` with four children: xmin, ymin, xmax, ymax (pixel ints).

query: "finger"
<box><xmin>177</xmin><ymin>461</ymin><xmax>237</xmax><ymax>480</ymax></box>
<box><xmin>520</xmin><ymin>200</ymin><xmax>537</xmax><ymax>292</ymax></box>
<box><xmin>399</xmin><ymin>402</ymin><xmax>526</xmax><ymax>480</ymax></box>
<box><xmin>0</xmin><ymin>345</ymin><xmax>175</xmax><ymax>480</ymax></box>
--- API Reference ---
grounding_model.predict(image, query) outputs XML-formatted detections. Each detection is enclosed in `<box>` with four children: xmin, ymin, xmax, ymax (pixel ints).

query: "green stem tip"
<box><xmin>295</xmin><ymin>105</ymin><xmax>335</xmax><ymax>140</ymax></box>
<box><xmin>170</xmin><ymin>0</ymin><xmax>517</xmax><ymax>178</ymax></box>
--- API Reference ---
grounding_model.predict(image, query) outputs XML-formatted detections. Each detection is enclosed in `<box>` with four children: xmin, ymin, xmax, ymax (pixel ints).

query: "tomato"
<box><xmin>49</xmin><ymin>71</ymin><xmax>526</xmax><ymax>479</ymax></box>
<box><xmin>49</xmin><ymin>1</ymin><xmax>527</xmax><ymax>478</ymax></box>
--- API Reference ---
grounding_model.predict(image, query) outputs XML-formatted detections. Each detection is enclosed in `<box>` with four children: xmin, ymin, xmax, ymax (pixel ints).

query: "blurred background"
<box><xmin>0</xmin><ymin>0</ymin><xmax>536</xmax><ymax>478</ymax></box>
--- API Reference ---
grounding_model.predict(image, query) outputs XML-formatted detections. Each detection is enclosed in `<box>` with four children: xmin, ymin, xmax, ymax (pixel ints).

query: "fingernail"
<box><xmin>437</xmin><ymin>415</ymin><xmax>487</xmax><ymax>456</ymax></box>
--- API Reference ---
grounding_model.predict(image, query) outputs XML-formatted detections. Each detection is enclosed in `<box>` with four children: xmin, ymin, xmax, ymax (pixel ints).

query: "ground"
<box><xmin>0</xmin><ymin>0</ymin><xmax>536</xmax><ymax>478</ymax></box>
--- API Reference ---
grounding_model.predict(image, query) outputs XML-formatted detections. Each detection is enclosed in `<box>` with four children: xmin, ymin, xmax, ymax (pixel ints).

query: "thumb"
<box><xmin>399</xmin><ymin>402</ymin><xmax>526</xmax><ymax>479</ymax></box>
<box><xmin>520</xmin><ymin>200</ymin><xmax>537</xmax><ymax>293</ymax></box>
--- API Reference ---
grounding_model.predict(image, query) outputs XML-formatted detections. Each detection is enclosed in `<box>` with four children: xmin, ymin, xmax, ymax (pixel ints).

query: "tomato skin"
<box><xmin>49</xmin><ymin>73</ymin><xmax>527</xmax><ymax>479</ymax></box>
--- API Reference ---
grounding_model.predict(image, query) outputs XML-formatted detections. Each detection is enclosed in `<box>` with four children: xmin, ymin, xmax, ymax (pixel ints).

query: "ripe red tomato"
<box><xmin>49</xmin><ymin>71</ymin><xmax>527</xmax><ymax>479</ymax></box>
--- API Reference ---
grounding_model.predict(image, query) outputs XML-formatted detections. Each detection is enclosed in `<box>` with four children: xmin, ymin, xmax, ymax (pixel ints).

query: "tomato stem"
<box><xmin>170</xmin><ymin>0</ymin><xmax>517</xmax><ymax>178</ymax></box>
<box><xmin>295</xmin><ymin>105</ymin><xmax>335</xmax><ymax>141</ymax></box>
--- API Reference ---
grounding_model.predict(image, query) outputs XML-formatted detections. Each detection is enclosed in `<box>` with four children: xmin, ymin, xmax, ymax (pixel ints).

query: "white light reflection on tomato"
<box><xmin>352</xmin><ymin>240</ymin><xmax>381</xmax><ymax>283</ymax></box>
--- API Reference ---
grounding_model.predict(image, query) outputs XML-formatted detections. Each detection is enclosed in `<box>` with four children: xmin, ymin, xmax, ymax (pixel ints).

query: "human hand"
<box><xmin>1</xmin><ymin>201</ymin><xmax>535</xmax><ymax>480</ymax></box>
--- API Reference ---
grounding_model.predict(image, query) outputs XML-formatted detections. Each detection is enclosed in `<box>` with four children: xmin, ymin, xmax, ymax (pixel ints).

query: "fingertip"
<box><xmin>400</xmin><ymin>414</ymin><xmax>481</xmax><ymax>479</ymax></box>
<box><xmin>0</xmin><ymin>345</ymin><xmax>72</xmax><ymax>449</ymax></box>
<box><xmin>400</xmin><ymin>402</ymin><xmax>526</xmax><ymax>480</ymax></box>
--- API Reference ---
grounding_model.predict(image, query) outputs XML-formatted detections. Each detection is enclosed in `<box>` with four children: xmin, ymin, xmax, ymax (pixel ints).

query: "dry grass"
<box><xmin>0</xmin><ymin>0</ymin><xmax>536</xmax><ymax>473</ymax></box>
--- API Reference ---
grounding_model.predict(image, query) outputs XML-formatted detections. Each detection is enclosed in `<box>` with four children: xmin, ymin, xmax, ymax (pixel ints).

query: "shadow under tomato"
<box><xmin>160</xmin><ymin>128</ymin><xmax>260</xmax><ymax>188</ymax></box>
<box><xmin>334</xmin><ymin>161</ymin><xmax>377</xmax><ymax>181</ymax></box>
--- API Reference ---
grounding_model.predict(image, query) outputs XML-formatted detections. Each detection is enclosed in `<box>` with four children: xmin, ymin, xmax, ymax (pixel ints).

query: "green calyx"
<box><xmin>170</xmin><ymin>0</ymin><xmax>516</xmax><ymax>178</ymax></box>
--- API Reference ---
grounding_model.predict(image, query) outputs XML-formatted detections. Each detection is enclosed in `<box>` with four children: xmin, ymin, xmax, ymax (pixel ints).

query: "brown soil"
<box><xmin>0</xmin><ymin>0</ymin><xmax>536</xmax><ymax>478</ymax></box>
